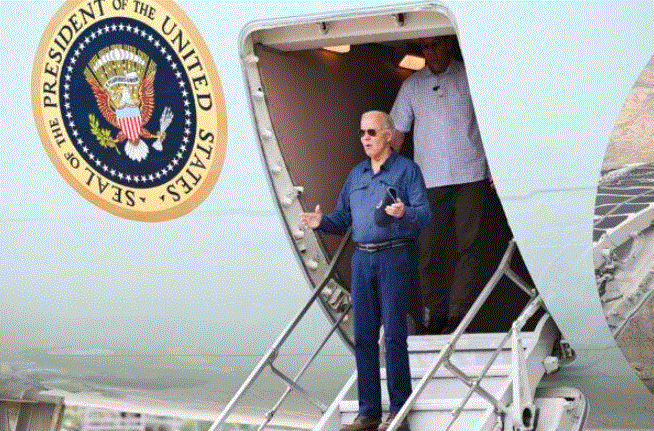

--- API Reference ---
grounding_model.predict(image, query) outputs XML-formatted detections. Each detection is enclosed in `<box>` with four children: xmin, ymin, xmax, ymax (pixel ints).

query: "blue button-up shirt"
<box><xmin>318</xmin><ymin>152</ymin><xmax>432</xmax><ymax>243</ymax></box>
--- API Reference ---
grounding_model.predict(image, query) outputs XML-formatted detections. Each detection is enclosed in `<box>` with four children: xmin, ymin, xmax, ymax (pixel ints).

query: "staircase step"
<box><xmin>409</xmin><ymin>352</ymin><xmax>513</xmax><ymax>372</ymax></box>
<box><xmin>408</xmin><ymin>333</ymin><xmax>535</xmax><ymax>352</ymax></box>
<box><xmin>339</xmin><ymin>400</ymin><xmax>489</xmax><ymax>431</ymax></box>
<box><xmin>340</xmin><ymin>399</ymin><xmax>491</xmax><ymax>412</ymax></box>
<box><xmin>379</xmin><ymin>365</ymin><xmax>512</xmax><ymax>379</ymax></box>
<box><xmin>341</xmin><ymin>371</ymin><xmax>508</xmax><ymax>402</ymax></box>
<box><xmin>406</xmin><ymin>334</ymin><xmax>521</xmax><ymax>372</ymax></box>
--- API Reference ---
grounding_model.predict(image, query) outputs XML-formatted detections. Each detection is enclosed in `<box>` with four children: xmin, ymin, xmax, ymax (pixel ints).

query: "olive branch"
<box><xmin>88</xmin><ymin>113</ymin><xmax>120</xmax><ymax>154</ymax></box>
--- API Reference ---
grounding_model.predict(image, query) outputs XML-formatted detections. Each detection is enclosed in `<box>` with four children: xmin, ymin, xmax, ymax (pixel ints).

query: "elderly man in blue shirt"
<box><xmin>300</xmin><ymin>111</ymin><xmax>432</xmax><ymax>431</ymax></box>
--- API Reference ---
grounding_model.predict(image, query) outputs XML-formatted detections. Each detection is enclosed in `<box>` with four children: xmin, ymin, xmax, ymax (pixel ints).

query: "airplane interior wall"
<box><xmin>255</xmin><ymin>41</ymin><xmax>533</xmax><ymax>333</ymax></box>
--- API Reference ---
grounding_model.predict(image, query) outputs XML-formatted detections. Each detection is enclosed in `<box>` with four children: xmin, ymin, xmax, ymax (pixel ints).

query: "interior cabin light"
<box><xmin>399</xmin><ymin>54</ymin><xmax>425</xmax><ymax>71</ymax></box>
<box><xmin>324</xmin><ymin>45</ymin><xmax>351</xmax><ymax>53</ymax></box>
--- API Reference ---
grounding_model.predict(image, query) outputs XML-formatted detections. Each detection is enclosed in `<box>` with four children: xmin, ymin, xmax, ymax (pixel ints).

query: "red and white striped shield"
<box><xmin>116</xmin><ymin>107</ymin><xmax>142</xmax><ymax>142</ymax></box>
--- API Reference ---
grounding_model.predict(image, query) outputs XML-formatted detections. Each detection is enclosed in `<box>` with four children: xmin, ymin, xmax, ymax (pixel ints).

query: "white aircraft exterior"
<box><xmin>1</xmin><ymin>0</ymin><xmax>654</xmax><ymax>430</ymax></box>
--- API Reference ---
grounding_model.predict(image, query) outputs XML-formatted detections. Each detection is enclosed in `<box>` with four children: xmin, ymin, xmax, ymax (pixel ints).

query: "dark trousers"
<box><xmin>351</xmin><ymin>245</ymin><xmax>414</xmax><ymax>417</ymax></box>
<box><xmin>418</xmin><ymin>180</ymin><xmax>487</xmax><ymax>327</ymax></box>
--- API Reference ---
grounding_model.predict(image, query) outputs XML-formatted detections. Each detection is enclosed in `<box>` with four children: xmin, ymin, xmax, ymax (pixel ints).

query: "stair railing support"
<box><xmin>509</xmin><ymin>296</ymin><xmax>544</xmax><ymax>431</ymax></box>
<box><xmin>510</xmin><ymin>322</ymin><xmax>536</xmax><ymax>431</ymax></box>
<box><xmin>257</xmin><ymin>307</ymin><xmax>351</xmax><ymax>431</ymax></box>
<box><xmin>386</xmin><ymin>240</ymin><xmax>518</xmax><ymax>431</ymax></box>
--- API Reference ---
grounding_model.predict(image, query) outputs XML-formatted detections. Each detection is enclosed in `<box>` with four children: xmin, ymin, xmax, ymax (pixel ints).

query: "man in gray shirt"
<box><xmin>390</xmin><ymin>35</ymin><xmax>491</xmax><ymax>334</ymax></box>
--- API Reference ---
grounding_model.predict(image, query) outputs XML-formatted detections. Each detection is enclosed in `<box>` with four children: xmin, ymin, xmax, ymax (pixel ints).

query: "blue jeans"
<box><xmin>351</xmin><ymin>245</ymin><xmax>414</xmax><ymax>417</ymax></box>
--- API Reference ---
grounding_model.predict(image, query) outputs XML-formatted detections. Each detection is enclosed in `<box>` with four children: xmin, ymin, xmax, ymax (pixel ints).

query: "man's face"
<box><xmin>420</xmin><ymin>36</ymin><xmax>453</xmax><ymax>74</ymax></box>
<box><xmin>360</xmin><ymin>114</ymin><xmax>391</xmax><ymax>161</ymax></box>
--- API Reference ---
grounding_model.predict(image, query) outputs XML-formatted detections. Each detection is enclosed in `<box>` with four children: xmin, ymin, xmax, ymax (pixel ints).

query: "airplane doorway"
<box><xmin>241</xmin><ymin>5</ymin><xmax>536</xmax><ymax>339</ymax></box>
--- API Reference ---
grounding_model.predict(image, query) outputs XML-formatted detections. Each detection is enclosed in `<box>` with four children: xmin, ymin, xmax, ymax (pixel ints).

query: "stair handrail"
<box><xmin>257</xmin><ymin>307</ymin><xmax>351</xmax><ymax>431</ymax></box>
<box><xmin>208</xmin><ymin>227</ymin><xmax>352</xmax><ymax>431</ymax></box>
<box><xmin>386</xmin><ymin>239</ymin><xmax>543</xmax><ymax>431</ymax></box>
<box><xmin>445</xmin><ymin>295</ymin><xmax>544</xmax><ymax>430</ymax></box>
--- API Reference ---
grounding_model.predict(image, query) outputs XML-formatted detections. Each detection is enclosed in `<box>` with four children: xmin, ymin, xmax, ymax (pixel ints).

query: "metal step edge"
<box><xmin>408</xmin><ymin>333</ymin><xmax>536</xmax><ymax>353</ymax></box>
<box><xmin>380</xmin><ymin>366</ymin><xmax>511</xmax><ymax>379</ymax></box>
<box><xmin>339</xmin><ymin>399</ymin><xmax>491</xmax><ymax>413</ymax></box>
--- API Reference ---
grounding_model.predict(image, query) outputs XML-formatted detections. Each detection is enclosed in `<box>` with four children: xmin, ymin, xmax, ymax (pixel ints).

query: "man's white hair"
<box><xmin>361</xmin><ymin>110</ymin><xmax>395</xmax><ymax>130</ymax></box>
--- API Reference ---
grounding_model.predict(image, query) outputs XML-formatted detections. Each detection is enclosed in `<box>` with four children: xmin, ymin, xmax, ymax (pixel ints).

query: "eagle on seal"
<box><xmin>86</xmin><ymin>68</ymin><xmax>164</xmax><ymax>162</ymax></box>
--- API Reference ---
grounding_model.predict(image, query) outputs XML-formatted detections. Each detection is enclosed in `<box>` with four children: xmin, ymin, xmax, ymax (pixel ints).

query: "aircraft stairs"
<box><xmin>209</xmin><ymin>239</ymin><xmax>587</xmax><ymax>431</ymax></box>
<box><xmin>315</xmin><ymin>313</ymin><xmax>586</xmax><ymax>431</ymax></box>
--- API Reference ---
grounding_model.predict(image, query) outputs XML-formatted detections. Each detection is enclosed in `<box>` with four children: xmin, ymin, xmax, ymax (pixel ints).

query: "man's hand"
<box><xmin>385</xmin><ymin>199</ymin><xmax>405</xmax><ymax>219</ymax></box>
<box><xmin>300</xmin><ymin>205</ymin><xmax>323</xmax><ymax>229</ymax></box>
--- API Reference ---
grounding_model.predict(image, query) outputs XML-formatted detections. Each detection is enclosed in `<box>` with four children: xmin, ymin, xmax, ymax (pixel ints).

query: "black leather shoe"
<box><xmin>378</xmin><ymin>413</ymin><xmax>409</xmax><ymax>431</ymax></box>
<box><xmin>340</xmin><ymin>415</ymin><xmax>381</xmax><ymax>431</ymax></box>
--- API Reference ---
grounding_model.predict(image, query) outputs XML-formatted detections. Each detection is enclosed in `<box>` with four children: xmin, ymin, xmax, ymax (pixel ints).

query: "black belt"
<box><xmin>357</xmin><ymin>239</ymin><xmax>414</xmax><ymax>252</ymax></box>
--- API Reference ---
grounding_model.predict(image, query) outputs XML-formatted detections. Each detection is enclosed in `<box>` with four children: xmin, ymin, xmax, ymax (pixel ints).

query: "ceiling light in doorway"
<box><xmin>399</xmin><ymin>54</ymin><xmax>425</xmax><ymax>71</ymax></box>
<box><xmin>324</xmin><ymin>45</ymin><xmax>350</xmax><ymax>53</ymax></box>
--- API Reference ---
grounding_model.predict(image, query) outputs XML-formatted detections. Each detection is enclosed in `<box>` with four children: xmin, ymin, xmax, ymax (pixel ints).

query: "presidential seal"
<box><xmin>32</xmin><ymin>0</ymin><xmax>227</xmax><ymax>221</ymax></box>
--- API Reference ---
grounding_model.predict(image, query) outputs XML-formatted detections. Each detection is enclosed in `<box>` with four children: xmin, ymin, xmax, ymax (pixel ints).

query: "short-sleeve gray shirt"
<box><xmin>390</xmin><ymin>60</ymin><xmax>488</xmax><ymax>188</ymax></box>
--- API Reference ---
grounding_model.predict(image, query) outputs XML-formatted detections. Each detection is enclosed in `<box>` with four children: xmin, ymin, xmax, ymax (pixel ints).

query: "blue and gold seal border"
<box><xmin>32</xmin><ymin>0</ymin><xmax>227</xmax><ymax>221</ymax></box>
